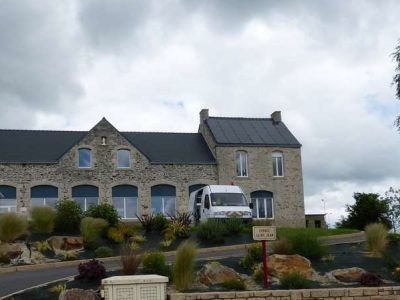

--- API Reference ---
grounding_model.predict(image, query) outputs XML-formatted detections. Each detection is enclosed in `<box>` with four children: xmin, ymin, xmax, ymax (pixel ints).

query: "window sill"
<box><xmin>236</xmin><ymin>176</ymin><xmax>249</xmax><ymax>179</ymax></box>
<box><xmin>272</xmin><ymin>176</ymin><xmax>284</xmax><ymax>179</ymax></box>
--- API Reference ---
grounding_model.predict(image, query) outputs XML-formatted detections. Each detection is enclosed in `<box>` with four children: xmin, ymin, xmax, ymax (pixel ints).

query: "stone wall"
<box><xmin>169</xmin><ymin>286</ymin><xmax>400</xmax><ymax>300</ymax></box>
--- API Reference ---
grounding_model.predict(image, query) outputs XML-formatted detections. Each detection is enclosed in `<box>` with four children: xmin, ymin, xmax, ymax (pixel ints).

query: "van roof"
<box><xmin>208</xmin><ymin>185</ymin><xmax>243</xmax><ymax>193</ymax></box>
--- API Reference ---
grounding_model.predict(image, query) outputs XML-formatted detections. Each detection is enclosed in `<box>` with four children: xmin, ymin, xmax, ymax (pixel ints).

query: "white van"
<box><xmin>188</xmin><ymin>185</ymin><xmax>253</xmax><ymax>222</ymax></box>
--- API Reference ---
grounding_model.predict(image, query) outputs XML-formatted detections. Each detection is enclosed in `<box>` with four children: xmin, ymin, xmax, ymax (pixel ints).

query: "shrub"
<box><xmin>280</xmin><ymin>272</ymin><xmax>311</xmax><ymax>289</ymax></box>
<box><xmin>80</xmin><ymin>217</ymin><xmax>108</xmax><ymax>248</ymax></box>
<box><xmin>137</xmin><ymin>214</ymin><xmax>155</xmax><ymax>232</ymax></box>
<box><xmin>54</xmin><ymin>199</ymin><xmax>82</xmax><ymax>233</ymax></box>
<box><xmin>76</xmin><ymin>259</ymin><xmax>106</xmax><ymax>282</ymax></box>
<box><xmin>131</xmin><ymin>235</ymin><xmax>146</xmax><ymax>244</ymax></box>
<box><xmin>197</xmin><ymin>219</ymin><xmax>226</xmax><ymax>244</ymax></box>
<box><xmin>252</xmin><ymin>264</ymin><xmax>264</xmax><ymax>283</ymax></box>
<box><xmin>222</xmin><ymin>278</ymin><xmax>246</xmax><ymax>290</ymax></box>
<box><xmin>359</xmin><ymin>272</ymin><xmax>383</xmax><ymax>287</ymax></box>
<box><xmin>168</xmin><ymin>212</ymin><xmax>192</xmax><ymax>227</ymax></box>
<box><xmin>49</xmin><ymin>283</ymin><xmax>66</xmax><ymax>294</ymax></box>
<box><xmin>224</xmin><ymin>218</ymin><xmax>244</xmax><ymax>235</ymax></box>
<box><xmin>120</xmin><ymin>242</ymin><xmax>142</xmax><ymax>275</ymax></box>
<box><xmin>395</xmin><ymin>266</ymin><xmax>400</xmax><ymax>282</ymax></box>
<box><xmin>84</xmin><ymin>203</ymin><xmax>119</xmax><ymax>227</ymax></box>
<box><xmin>284</xmin><ymin>231</ymin><xmax>326</xmax><ymax>260</ymax></box>
<box><xmin>271</xmin><ymin>237</ymin><xmax>293</xmax><ymax>254</ymax></box>
<box><xmin>95</xmin><ymin>246</ymin><xmax>113</xmax><ymax>258</ymax></box>
<box><xmin>365</xmin><ymin>223</ymin><xmax>388</xmax><ymax>257</ymax></box>
<box><xmin>30</xmin><ymin>206</ymin><xmax>56</xmax><ymax>234</ymax></box>
<box><xmin>161</xmin><ymin>219</ymin><xmax>191</xmax><ymax>246</ymax></box>
<box><xmin>143</xmin><ymin>251</ymin><xmax>170</xmax><ymax>277</ymax></box>
<box><xmin>154</xmin><ymin>213</ymin><xmax>169</xmax><ymax>231</ymax></box>
<box><xmin>172</xmin><ymin>240</ymin><xmax>197</xmax><ymax>291</ymax></box>
<box><xmin>35</xmin><ymin>240</ymin><xmax>51</xmax><ymax>253</ymax></box>
<box><xmin>0</xmin><ymin>255</ymin><xmax>10</xmax><ymax>264</ymax></box>
<box><xmin>387</xmin><ymin>233</ymin><xmax>400</xmax><ymax>244</ymax></box>
<box><xmin>107</xmin><ymin>223</ymin><xmax>138</xmax><ymax>243</ymax></box>
<box><xmin>240</xmin><ymin>243</ymin><xmax>262</xmax><ymax>269</ymax></box>
<box><xmin>0</xmin><ymin>213</ymin><xmax>28</xmax><ymax>242</ymax></box>
<box><xmin>58</xmin><ymin>250</ymin><xmax>78</xmax><ymax>261</ymax></box>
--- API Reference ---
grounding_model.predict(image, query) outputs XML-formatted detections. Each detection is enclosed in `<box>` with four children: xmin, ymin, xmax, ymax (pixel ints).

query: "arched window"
<box><xmin>78</xmin><ymin>148</ymin><xmax>91</xmax><ymax>168</ymax></box>
<box><xmin>72</xmin><ymin>185</ymin><xmax>98</xmax><ymax>211</ymax></box>
<box><xmin>31</xmin><ymin>185</ymin><xmax>58</xmax><ymax>208</ymax></box>
<box><xmin>117</xmin><ymin>149</ymin><xmax>130</xmax><ymax>168</ymax></box>
<box><xmin>151</xmin><ymin>185</ymin><xmax>176</xmax><ymax>216</ymax></box>
<box><xmin>0</xmin><ymin>185</ymin><xmax>17</xmax><ymax>213</ymax></box>
<box><xmin>250</xmin><ymin>191</ymin><xmax>274</xmax><ymax>219</ymax></box>
<box><xmin>272</xmin><ymin>151</ymin><xmax>284</xmax><ymax>177</ymax></box>
<box><xmin>112</xmin><ymin>185</ymin><xmax>138</xmax><ymax>219</ymax></box>
<box><xmin>235</xmin><ymin>151</ymin><xmax>248</xmax><ymax>177</ymax></box>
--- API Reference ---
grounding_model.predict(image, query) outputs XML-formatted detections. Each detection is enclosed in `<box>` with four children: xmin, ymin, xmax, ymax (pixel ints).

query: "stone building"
<box><xmin>0</xmin><ymin>109</ymin><xmax>305</xmax><ymax>227</ymax></box>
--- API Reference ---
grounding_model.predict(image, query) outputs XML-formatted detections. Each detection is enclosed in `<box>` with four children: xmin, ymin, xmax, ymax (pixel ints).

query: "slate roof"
<box><xmin>205</xmin><ymin>117</ymin><xmax>301</xmax><ymax>147</ymax></box>
<box><xmin>0</xmin><ymin>130</ymin><xmax>216</xmax><ymax>164</ymax></box>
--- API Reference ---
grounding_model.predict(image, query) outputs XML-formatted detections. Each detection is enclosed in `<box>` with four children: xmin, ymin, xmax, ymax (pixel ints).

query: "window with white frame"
<box><xmin>72</xmin><ymin>185</ymin><xmax>98</xmax><ymax>211</ymax></box>
<box><xmin>117</xmin><ymin>149</ymin><xmax>130</xmax><ymax>168</ymax></box>
<box><xmin>112</xmin><ymin>185</ymin><xmax>138</xmax><ymax>219</ymax></box>
<box><xmin>235</xmin><ymin>151</ymin><xmax>248</xmax><ymax>177</ymax></box>
<box><xmin>78</xmin><ymin>148</ymin><xmax>92</xmax><ymax>168</ymax></box>
<box><xmin>31</xmin><ymin>185</ymin><xmax>58</xmax><ymax>208</ymax></box>
<box><xmin>272</xmin><ymin>151</ymin><xmax>284</xmax><ymax>177</ymax></box>
<box><xmin>0</xmin><ymin>185</ymin><xmax>17</xmax><ymax>213</ymax></box>
<box><xmin>251</xmin><ymin>191</ymin><xmax>274</xmax><ymax>219</ymax></box>
<box><xmin>151</xmin><ymin>185</ymin><xmax>176</xmax><ymax>216</ymax></box>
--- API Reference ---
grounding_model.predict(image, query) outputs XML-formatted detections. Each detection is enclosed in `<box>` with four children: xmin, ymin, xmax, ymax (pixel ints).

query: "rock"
<box><xmin>268</xmin><ymin>254</ymin><xmax>315</xmax><ymax>279</ymax></box>
<box><xmin>332</xmin><ymin>267</ymin><xmax>366</xmax><ymax>283</ymax></box>
<box><xmin>197</xmin><ymin>262</ymin><xmax>242</xmax><ymax>285</ymax></box>
<box><xmin>0</xmin><ymin>243</ymin><xmax>22</xmax><ymax>259</ymax></box>
<box><xmin>59</xmin><ymin>288</ymin><xmax>100</xmax><ymax>300</ymax></box>
<box><xmin>47</xmin><ymin>236</ymin><xmax>83</xmax><ymax>251</ymax></box>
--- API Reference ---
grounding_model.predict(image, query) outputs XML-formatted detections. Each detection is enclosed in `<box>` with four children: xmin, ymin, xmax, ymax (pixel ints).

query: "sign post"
<box><xmin>252</xmin><ymin>226</ymin><xmax>276</xmax><ymax>288</ymax></box>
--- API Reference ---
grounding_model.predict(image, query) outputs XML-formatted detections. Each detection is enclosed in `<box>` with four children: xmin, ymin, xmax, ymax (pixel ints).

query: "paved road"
<box><xmin>0</xmin><ymin>232</ymin><xmax>365</xmax><ymax>299</ymax></box>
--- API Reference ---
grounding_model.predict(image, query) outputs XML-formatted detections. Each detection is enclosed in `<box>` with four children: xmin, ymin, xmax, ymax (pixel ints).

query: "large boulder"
<box><xmin>47</xmin><ymin>236</ymin><xmax>83</xmax><ymax>251</ymax></box>
<box><xmin>197</xmin><ymin>262</ymin><xmax>242</xmax><ymax>285</ymax></box>
<box><xmin>59</xmin><ymin>288</ymin><xmax>100</xmax><ymax>300</ymax></box>
<box><xmin>331</xmin><ymin>267</ymin><xmax>366</xmax><ymax>283</ymax></box>
<box><xmin>268</xmin><ymin>254</ymin><xmax>314</xmax><ymax>279</ymax></box>
<box><xmin>0</xmin><ymin>243</ymin><xmax>22</xmax><ymax>259</ymax></box>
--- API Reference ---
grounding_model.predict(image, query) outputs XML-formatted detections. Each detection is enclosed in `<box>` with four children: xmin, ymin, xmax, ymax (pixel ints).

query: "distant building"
<box><xmin>305</xmin><ymin>214</ymin><xmax>327</xmax><ymax>228</ymax></box>
<box><xmin>0</xmin><ymin>109</ymin><xmax>305</xmax><ymax>227</ymax></box>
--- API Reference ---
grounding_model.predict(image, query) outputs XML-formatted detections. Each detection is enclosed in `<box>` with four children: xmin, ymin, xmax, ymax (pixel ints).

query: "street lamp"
<box><xmin>321</xmin><ymin>199</ymin><xmax>326</xmax><ymax>214</ymax></box>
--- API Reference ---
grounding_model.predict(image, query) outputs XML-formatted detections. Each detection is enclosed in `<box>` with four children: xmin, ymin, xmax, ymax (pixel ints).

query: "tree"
<box><xmin>393</xmin><ymin>41</ymin><xmax>400</xmax><ymax>129</ymax></box>
<box><xmin>382</xmin><ymin>187</ymin><xmax>400</xmax><ymax>233</ymax></box>
<box><xmin>336</xmin><ymin>193</ymin><xmax>392</xmax><ymax>230</ymax></box>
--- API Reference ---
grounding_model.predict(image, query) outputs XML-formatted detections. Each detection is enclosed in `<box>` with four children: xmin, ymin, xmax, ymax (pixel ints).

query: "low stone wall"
<box><xmin>169</xmin><ymin>286</ymin><xmax>400</xmax><ymax>300</ymax></box>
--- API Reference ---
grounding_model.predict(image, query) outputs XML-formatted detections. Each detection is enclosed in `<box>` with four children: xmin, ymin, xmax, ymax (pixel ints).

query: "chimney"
<box><xmin>200</xmin><ymin>108</ymin><xmax>209</xmax><ymax>123</ymax></box>
<box><xmin>271</xmin><ymin>111</ymin><xmax>281</xmax><ymax>124</ymax></box>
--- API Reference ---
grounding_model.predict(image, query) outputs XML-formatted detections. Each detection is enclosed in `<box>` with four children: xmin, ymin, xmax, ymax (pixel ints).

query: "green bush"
<box><xmin>222</xmin><ymin>278</ymin><xmax>246</xmax><ymax>290</ymax></box>
<box><xmin>224</xmin><ymin>218</ymin><xmax>244</xmax><ymax>235</ymax></box>
<box><xmin>80</xmin><ymin>217</ymin><xmax>108</xmax><ymax>248</ymax></box>
<box><xmin>107</xmin><ymin>223</ymin><xmax>138</xmax><ymax>243</ymax></box>
<box><xmin>0</xmin><ymin>213</ymin><xmax>28</xmax><ymax>242</ymax></box>
<box><xmin>0</xmin><ymin>255</ymin><xmax>11</xmax><ymax>264</ymax></box>
<box><xmin>197</xmin><ymin>219</ymin><xmax>226</xmax><ymax>244</ymax></box>
<box><xmin>35</xmin><ymin>240</ymin><xmax>50</xmax><ymax>253</ymax></box>
<box><xmin>154</xmin><ymin>213</ymin><xmax>169</xmax><ymax>231</ymax></box>
<box><xmin>284</xmin><ymin>231</ymin><xmax>326</xmax><ymax>260</ymax></box>
<box><xmin>240</xmin><ymin>243</ymin><xmax>262</xmax><ymax>269</ymax></box>
<box><xmin>95</xmin><ymin>246</ymin><xmax>113</xmax><ymax>258</ymax></box>
<box><xmin>365</xmin><ymin>223</ymin><xmax>388</xmax><ymax>257</ymax></box>
<box><xmin>31</xmin><ymin>206</ymin><xmax>56</xmax><ymax>234</ymax></box>
<box><xmin>172</xmin><ymin>240</ymin><xmax>197</xmax><ymax>291</ymax></box>
<box><xmin>137</xmin><ymin>214</ymin><xmax>155</xmax><ymax>232</ymax></box>
<box><xmin>143</xmin><ymin>251</ymin><xmax>170</xmax><ymax>277</ymax></box>
<box><xmin>54</xmin><ymin>199</ymin><xmax>83</xmax><ymax>233</ymax></box>
<box><xmin>84</xmin><ymin>203</ymin><xmax>119</xmax><ymax>227</ymax></box>
<box><xmin>387</xmin><ymin>233</ymin><xmax>400</xmax><ymax>244</ymax></box>
<box><xmin>280</xmin><ymin>272</ymin><xmax>311</xmax><ymax>289</ymax></box>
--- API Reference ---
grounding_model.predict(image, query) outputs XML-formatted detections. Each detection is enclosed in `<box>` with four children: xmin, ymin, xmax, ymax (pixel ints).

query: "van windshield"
<box><xmin>211</xmin><ymin>193</ymin><xmax>247</xmax><ymax>206</ymax></box>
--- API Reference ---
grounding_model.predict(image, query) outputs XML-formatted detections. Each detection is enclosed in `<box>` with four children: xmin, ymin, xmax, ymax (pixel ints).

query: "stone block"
<box><xmin>310</xmin><ymin>290</ymin><xmax>329</xmax><ymax>298</ymax></box>
<box><xmin>348</xmin><ymin>289</ymin><xmax>363</xmax><ymax>296</ymax></box>
<box><xmin>329</xmin><ymin>288</ymin><xmax>346</xmax><ymax>297</ymax></box>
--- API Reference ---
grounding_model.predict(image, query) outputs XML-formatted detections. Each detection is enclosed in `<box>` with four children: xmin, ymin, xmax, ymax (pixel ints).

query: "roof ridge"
<box><xmin>0</xmin><ymin>129</ymin><xmax>88</xmax><ymax>133</ymax></box>
<box><xmin>209</xmin><ymin>116</ymin><xmax>272</xmax><ymax>120</ymax></box>
<box><xmin>122</xmin><ymin>131</ymin><xmax>198</xmax><ymax>135</ymax></box>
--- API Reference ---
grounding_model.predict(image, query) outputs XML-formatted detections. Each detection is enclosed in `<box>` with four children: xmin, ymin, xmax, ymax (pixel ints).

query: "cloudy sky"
<box><xmin>1</xmin><ymin>0</ymin><xmax>400</xmax><ymax>225</ymax></box>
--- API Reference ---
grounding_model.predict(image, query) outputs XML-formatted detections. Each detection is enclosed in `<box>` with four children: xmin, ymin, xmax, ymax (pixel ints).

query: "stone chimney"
<box><xmin>200</xmin><ymin>108</ymin><xmax>209</xmax><ymax>123</ymax></box>
<box><xmin>271</xmin><ymin>111</ymin><xmax>281</xmax><ymax>124</ymax></box>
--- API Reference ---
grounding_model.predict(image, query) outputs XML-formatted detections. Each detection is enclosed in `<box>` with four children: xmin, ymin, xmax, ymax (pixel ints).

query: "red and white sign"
<box><xmin>252</xmin><ymin>226</ymin><xmax>276</xmax><ymax>241</ymax></box>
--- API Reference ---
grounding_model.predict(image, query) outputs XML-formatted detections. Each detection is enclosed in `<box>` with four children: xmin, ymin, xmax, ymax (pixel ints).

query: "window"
<box><xmin>0</xmin><ymin>185</ymin><xmax>17</xmax><ymax>213</ymax></box>
<box><xmin>236</xmin><ymin>151</ymin><xmax>248</xmax><ymax>177</ymax></box>
<box><xmin>112</xmin><ymin>185</ymin><xmax>138</xmax><ymax>219</ymax></box>
<box><xmin>117</xmin><ymin>149</ymin><xmax>130</xmax><ymax>168</ymax></box>
<box><xmin>31</xmin><ymin>185</ymin><xmax>58</xmax><ymax>208</ymax></box>
<box><xmin>272</xmin><ymin>151</ymin><xmax>284</xmax><ymax>177</ymax></box>
<box><xmin>72</xmin><ymin>185</ymin><xmax>98</xmax><ymax>211</ymax></box>
<box><xmin>151</xmin><ymin>185</ymin><xmax>176</xmax><ymax>216</ymax></box>
<box><xmin>78</xmin><ymin>148</ymin><xmax>91</xmax><ymax>168</ymax></box>
<box><xmin>251</xmin><ymin>191</ymin><xmax>274</xmax><ymax>219</ymax></box>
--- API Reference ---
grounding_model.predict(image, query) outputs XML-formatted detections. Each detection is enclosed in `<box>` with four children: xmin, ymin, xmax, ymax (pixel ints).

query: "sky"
<box><xmin>1</xmin><ymin>0</ymin><xmax>400</xmax><ymax>226</ymax></box>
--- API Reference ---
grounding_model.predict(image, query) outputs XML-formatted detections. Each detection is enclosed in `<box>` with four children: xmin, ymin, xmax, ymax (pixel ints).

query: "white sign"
<box><xmin>252</xmin><ymin>226</ymin><xmax>276</xmax><ymax>241</ymax></box>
